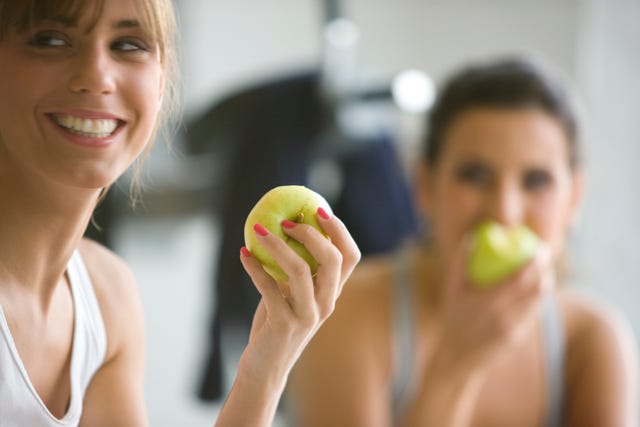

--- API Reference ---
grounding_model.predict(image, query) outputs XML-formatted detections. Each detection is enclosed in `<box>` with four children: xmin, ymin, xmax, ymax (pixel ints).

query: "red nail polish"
<box><xmin>317</xmin><ymin>207</ymin><xmax>331</xmax><ymax>220</ymax></box>
<box><xmin>254</xmin><ymin>223</ymin><xmax>269</xmax><ymax>236</ymax></box>
<box><xmin>240</xmin><ymin>246</ymin><xmax>251</xmax><ymax>257</ymax></box>
<box><xmin>281</xmin><ymin>220</ymin><xmax>297</xmax><ymax>229</ymax></box>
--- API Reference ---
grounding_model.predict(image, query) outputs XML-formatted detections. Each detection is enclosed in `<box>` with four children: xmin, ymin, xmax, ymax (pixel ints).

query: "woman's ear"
<box><xmin>413</xmin><ymin>161</ymin><xmax>435</xmax><ymax>221</ymax></box>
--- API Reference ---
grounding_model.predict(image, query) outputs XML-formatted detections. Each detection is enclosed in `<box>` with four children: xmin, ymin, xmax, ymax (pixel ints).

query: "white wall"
<box><xmin>177</xmin><ymin>0</ymin><xmax>581</xmax><ymax>118</ymax></box>
<box><xmin>574</xmin><ymin>0</ymin><xmax>640</xmax><ymax>336</ymax></box>
<box><xmin>176</xmin><ymin>0</ymin><xmax>320</xmax><ymax>117</ymax></box>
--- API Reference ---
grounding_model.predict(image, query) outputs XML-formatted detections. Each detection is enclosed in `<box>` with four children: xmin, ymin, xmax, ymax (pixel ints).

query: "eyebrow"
<box><xmin>113</xmin><ymin>19</ymin><xmax>140</xmax><ymax>29</ymax></box>
<box><xmin>48</xmin><ymin>16</ymin><xmax>76</xmax><ymax>28</ymax></box>
<box><xmin>42</xmin><ymin>17</ymin><xmax>141</xmax><ymax>30</ymax></box>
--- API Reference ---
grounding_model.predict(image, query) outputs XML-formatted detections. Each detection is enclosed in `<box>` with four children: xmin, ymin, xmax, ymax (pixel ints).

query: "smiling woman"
<box><xmin>0</xmin><ymin>0</ymin><xmax>179</xmax><ymax>198</ymax></box>
<box><xmin>0</xmin><ymin>0</ymin><xmax>166</xmax><ymax>191</ymax></box>
<box><xmin>0</xmin><ymin>1</ymin><xmax>360</xmax><ymax>427</ymax></box>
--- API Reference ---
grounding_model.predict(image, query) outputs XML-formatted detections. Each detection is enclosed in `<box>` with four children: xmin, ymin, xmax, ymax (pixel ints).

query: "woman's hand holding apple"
<box><xmin>398</xmin><ymin>237</ymin><xmax>554</xmax><ymax>426</ymax></box>
<box><xmin>236</xmin><ymin>197</ymin><xmax>361</xmax><ymax>400</ymax></box>
<box><xmin>213</xmin><ymin>186</ymin><xmax>359</xmax><ymax>426</ymax></box>
<box><xmin>432</xmin><ymin>235</ymin><xmax>553</xmax><ymax>374</ymax></box>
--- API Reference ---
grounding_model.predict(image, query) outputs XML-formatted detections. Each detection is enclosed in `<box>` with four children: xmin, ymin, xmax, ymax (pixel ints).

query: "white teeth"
<box><xmin>53</xmin><ymin>114</ymin><xmax>118</xmax><ymax>138</ymax></box>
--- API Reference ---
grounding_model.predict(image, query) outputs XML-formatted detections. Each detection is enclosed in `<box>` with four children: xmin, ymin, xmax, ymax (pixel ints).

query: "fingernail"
<box><xmin>317</xmin><ymin>207</ymin><xmax>331</xmax><ymax>220</ymax></box>
<box><xmin>281</xmin><ymin>220</ymin><xmax>297</xmax><ymax>229</ymax></box>
<box><xmin>254</xmin><ymin>223</ymin><xmax>269</xmax><ymax>236</ymax></box>
<box><xmin>240</xmin><ymin>246</ymin><xmax>251</xmax><ymax>257</ymax></box>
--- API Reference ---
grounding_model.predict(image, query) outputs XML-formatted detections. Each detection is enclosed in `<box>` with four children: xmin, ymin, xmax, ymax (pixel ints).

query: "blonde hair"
<box><xmin>0</xmin><ymin>0</ymin><xmax>182</xmax><ymax>205</ymax></box>
<box><xmin>126</xmin><ymin>0</ymin><xmax>181</xmax><ymax>206</ymax></box>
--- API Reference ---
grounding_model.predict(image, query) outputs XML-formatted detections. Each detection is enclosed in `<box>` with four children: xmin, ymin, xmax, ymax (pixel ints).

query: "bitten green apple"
<box><xmin>244</xmin><ymin>185</ymin><xmax>332</xmax><ymax>283</ymax></box>
<box><xmin>467</xmin><ymin>221</ymin><xmax>539</xmax><ymax>288</ymax></box>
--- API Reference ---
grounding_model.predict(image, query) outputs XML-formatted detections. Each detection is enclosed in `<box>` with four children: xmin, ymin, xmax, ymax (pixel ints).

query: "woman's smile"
<box><xmin>45</xmin><ymin>110</ymin><xmax>126</xmax><ymax>148</ymax></box>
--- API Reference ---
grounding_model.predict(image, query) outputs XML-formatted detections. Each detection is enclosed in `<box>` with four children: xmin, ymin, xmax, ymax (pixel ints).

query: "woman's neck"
<box><xmin>0</xmin><ymin>174</ymin><xmax>100</xmax><ymax>306</ymax></box>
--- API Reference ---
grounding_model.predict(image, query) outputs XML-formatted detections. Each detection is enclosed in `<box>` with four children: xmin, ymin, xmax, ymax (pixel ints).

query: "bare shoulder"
<box><xmin>558</xmin><ymin>288</ymin><xmax>637</xmax><ymax>355</ymax></box>
<box><xmin>558</xmin><ymin>288</ymin><xmax>638</xmax><ymax>424</ymax></box>
<box><xmin>333</xmin><ymin>252</ymin><xmax>395</xmax><ymax>332</ymax></box>
<box><xmin>301</xmin><ymin>252</ymin><xmax>396</xmax><ymax>360</ymax></box>
<box><xmin>341</xmin><ymin>252</ymin><xmax>395</xmax><ymax>300</ymax></box>
<box><xmin>78</xmin><ymin>238</ymin><xmax>137</xmax><ymax>291</ymax></box>
<box><xmin>77</xmin><ymin>238</ymin><xmax>143</xmax><ymax>361</ymax></box>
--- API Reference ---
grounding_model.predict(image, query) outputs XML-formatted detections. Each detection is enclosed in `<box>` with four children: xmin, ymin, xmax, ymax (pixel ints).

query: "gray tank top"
<box><xmin>391</xmin><ymin>253</ymin><xmax>565</xmax><ymax>426</ymax></box>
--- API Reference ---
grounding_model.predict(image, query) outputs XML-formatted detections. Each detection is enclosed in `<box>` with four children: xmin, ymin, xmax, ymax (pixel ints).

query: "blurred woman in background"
<box><xmin>289</xmin><ymin>57</ymin><xmax>638</xmax><ymax>427</ymax></box>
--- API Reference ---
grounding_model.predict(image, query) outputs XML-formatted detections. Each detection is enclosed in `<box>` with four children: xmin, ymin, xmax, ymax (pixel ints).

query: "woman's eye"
<box><xmin>456</xmin><ymin>163</ymin><xmax>492</xmax><ymax>187</ymax></box>
<box><xmin>29</xmin><ymin>32</ymin><xmax>68</xmax><ymax>47</ymax></box>
<box><xmin>523</xmin><ymin>170</ymin><xmax>552</xmax><ymax>190</ymax></box>
<box><xmin>111</xmin><ymin>39</ymin><xmax>150</xmax><ymax>52</ymax></box>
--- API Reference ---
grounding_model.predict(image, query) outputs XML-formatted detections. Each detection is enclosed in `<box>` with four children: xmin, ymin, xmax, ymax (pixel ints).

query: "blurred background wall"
<box><xmin>101</xmin><ymin>1</ymin><xmax>640</xmax><ymax>425</ymax></box>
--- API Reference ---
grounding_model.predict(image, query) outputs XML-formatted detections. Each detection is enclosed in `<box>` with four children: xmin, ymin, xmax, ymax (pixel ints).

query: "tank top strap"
<box><xmin>390</xmin><ymin>249</ymin><xmax>415</xmax><ymax>422</ymax></box>
<box><xmin>541</xmin><ymin>294</ymin><xmax>565</xmax><ymax>427</ymax></box>
<box><xmin>66</xmin><ymin>250</ymin><xmax>107</xmax><ymax>390</ymax></box>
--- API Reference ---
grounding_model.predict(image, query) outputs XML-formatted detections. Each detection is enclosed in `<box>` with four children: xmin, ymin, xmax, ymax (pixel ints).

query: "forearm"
<box><xmin>398</xmin><ymin>363</ymin><xmax>487</xmax><ymax>427</ymax></box>
<box><xmin>213</xmin><ymin>354</ymin><xmax>289</xmax><ymax>427</ymax></box>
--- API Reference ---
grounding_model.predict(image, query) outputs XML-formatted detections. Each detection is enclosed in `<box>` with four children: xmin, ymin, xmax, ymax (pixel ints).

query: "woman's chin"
<box><xmin>52</xmin><ymin>168</ymin><xmax>124</xmax><ymax>193</ymax></box>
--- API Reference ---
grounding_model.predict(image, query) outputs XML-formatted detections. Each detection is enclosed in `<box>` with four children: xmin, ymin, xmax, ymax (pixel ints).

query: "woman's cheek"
<box><xmin>528</xmin><ymin>208</ymin><xmax>568</xmax><ymax>257</ymax></box>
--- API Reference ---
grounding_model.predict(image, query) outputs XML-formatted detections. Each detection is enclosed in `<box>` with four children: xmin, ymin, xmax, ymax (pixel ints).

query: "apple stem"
<box><xmin>296</xmin><ymin>212</ymin><xmax>304</xmax><ymax>223</ymax></box>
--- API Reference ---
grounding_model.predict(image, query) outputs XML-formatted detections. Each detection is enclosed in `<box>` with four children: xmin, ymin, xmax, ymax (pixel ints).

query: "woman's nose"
<box><xmin>485</xmin><ymin>183</ymin><xmax>524</xmax><ymax>227</ymax></box>
<box><xmin>67</xmin><ymin>47</ymin><xmax>116</xmax><ymax>95</ymax></box>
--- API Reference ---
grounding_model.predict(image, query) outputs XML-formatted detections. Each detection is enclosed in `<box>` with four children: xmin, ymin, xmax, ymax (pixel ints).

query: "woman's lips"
<box><xmin>46</xmin><ymin>113</ymin><xmax>125</xmax><ymax>147</ymax></box>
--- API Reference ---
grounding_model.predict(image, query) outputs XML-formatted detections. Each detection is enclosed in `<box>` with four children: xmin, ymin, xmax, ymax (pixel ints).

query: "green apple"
<box><xmin>244</xmin><ymin>185</ymin><xmax>332</xmax><ymax>283</ymax></box>
<box><xmin>467</xmin><ymin>221</ymin><xmax>539</xmax><ymax>288</ymax></box>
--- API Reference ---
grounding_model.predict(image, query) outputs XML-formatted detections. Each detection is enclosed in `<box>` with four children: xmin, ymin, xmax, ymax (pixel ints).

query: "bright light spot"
<box><xmin>392</xmin><ymin>69</ymin><xmax>436</xmax><ymax>114</ymax></box>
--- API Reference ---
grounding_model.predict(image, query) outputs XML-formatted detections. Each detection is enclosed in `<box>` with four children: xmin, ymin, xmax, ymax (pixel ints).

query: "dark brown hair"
<box><xmin>423</xmin><ymin>57</ymin><xmax>580</xmax><ymax>169</ymax></box>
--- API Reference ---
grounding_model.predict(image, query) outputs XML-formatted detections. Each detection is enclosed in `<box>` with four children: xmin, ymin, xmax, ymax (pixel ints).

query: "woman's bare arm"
<box><xmin>564</xmin><ymin>293</ymin><xmax>639</xmax><ymax>427</ymax></box>
<box><xmin>214</xmin><ymin>210</ymin><xmax>361</xmax><ymax>427</ymax></box>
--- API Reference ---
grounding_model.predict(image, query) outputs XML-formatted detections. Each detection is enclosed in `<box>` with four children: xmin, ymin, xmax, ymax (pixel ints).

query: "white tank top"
<box><xmin>0</xmin><ymin>250</ymin><xmax>107</xmax><ymax>427</ymax></box>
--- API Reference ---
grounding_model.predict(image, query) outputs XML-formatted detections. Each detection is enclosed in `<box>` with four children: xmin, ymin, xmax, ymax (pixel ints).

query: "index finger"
<box><xmin>315</xmin><ymin>208</ymin><xmax>361</xmax><ymax>289</ymax></box>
